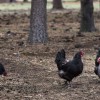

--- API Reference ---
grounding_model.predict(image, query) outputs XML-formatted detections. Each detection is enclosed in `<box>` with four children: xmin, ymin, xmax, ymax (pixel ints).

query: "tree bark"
<box><xmin>28</xmin><ymin>0</ymin><xmax>48</xmax><ymax>44</ymax></box>
<box><xmin>80</xmin><ymin>0</ymin><xmax>96</xmax><ymax>32</ymax></box>
<box><xmin>10</xmin><ymin>0</ymin><xmax>16</xmax><ymax>2</ymax></box>
<box><xmin>53</xmin><ymin>0</ymin><xmax>63</xmax><ymax>10</ymax></box>
<box><xmin>23</xmin><ymin>0</ymin><xmax>28</xmax><ymax>2</ymax></box>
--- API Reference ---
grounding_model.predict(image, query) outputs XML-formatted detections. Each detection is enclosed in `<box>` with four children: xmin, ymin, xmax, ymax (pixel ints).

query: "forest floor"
<box><xmin>0</xmin><ymin>2</ymin><xmax>100</xmax><ymax>100</ymax></box>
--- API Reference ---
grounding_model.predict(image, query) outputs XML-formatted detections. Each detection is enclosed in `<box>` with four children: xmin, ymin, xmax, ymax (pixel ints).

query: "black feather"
<box><xmin>0</xmin><ymin>63</ymin><xmax>6</xmax><ymax>75</ymax></box>
<box><xmin>55</xmin><ymin>50</ymin><xmax>83</xmax><ymax>84</ymax></box>
<box><xmin>94</xmin><ymin>48</ymin><xmax>100</xmax><ymax>77</ymax></box>
<box><xmin>55</xmin><ymin>49</ymin><xmax>66</xmax><ymax>70</ymax></box>
<box><xmin>95</xmin><ymin>49</ymin><xmax>100</xmax><ymax>66</ymax></box>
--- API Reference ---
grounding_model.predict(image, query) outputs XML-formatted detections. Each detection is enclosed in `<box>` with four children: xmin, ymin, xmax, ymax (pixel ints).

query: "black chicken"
<box><xmin>55</xmin><ymin>49</ymin><xmax>84</xmax><ymax>85</ymax></box>
<box><xmin>0</xmin><ymin>63</ymin><xmax>7</xmax><ymax>76</ymax></box>
<box><xmin>94</xmin><ymin>49</ymin><xmax>100</xmax><ymax>78</ymax></box>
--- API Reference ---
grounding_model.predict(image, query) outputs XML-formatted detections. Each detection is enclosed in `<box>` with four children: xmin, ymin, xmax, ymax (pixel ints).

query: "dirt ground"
<box><xmin>0</xmin><ymin>8</ymin><xmax>100</xmax><ymax>100</ymax></box>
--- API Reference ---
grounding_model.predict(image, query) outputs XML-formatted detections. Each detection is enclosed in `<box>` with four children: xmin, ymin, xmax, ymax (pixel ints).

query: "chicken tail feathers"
<box><xmin>55</xmin><ymin>49</ymin><xmax>66</xmax><ymax>68</ymax></box>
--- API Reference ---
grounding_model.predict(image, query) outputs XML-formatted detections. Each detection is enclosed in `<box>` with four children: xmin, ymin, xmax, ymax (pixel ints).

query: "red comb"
<box><xmin>97</xmin><ymin>57</ymin><xmax>100</xmax><ymax>63</ymax></box>
<box><xmin>80</xmin><ymin>51</ymin><xmax>84</xmax><ymax>56</ymax></box>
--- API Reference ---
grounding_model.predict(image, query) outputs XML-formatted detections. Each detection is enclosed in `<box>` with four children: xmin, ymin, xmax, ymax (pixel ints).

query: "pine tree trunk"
<box><xmin>80</xmin><ymin>0</ymin><xmax>96</xmax><ymax>32</ymax></box>
<box><xmin>28</xmin><ymin>0</ymin><xmax>48</xmax><ymax>44</ymax></box>
<box><xmin>53</xmin><ymin>0</ymin><xmax>63</xmax><ymax>9</ymax></box>
<box><xmin>10</xmin><ymin>0</ymin><xmax>12</xmax><ymax>2</ymax></box>
<box><xmin>23</xmin><ymin>0</ymin><xmax>28</xmax><ymax>2</ymax></box>
<box><xmin>10</xmin><ymin>0</ymin><xmax>16</xmax><ymax>2</ymax></box>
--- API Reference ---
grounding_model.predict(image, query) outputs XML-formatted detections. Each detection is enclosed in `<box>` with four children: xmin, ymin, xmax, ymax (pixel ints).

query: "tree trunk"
<box><xmin>28</xmin><ymin>0</ymin><xmax>48</xmax><ymax>44</ymax></box>
<box><xmin>10</xmin><ymin>0</ymin><xmax>16</xmax><ymax>2</ymax></box>
<box><xmin>23</xmin><ymin>0</ymin><xmax>28</xmax><ymax>2</ymax></box>
<box><xmin>53</xmin><ymin>0</ymin><xmax>63</xmax><ymax>9</ymax></box>
<box><xmin>80</xmin><ymin>0</ymin><xmax>96</xmax><ymax>32</ymax></box>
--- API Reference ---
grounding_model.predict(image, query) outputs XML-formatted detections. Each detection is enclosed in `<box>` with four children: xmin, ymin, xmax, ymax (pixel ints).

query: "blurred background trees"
<box><xmin>80</xmin><ymin>0</ymin><xmax>96</xmax><ymax>32</ymax></box>
<box><xmin>23</xmin><ymin>0</ymin><xmax>28</xmax><ymax>2</ymax></box>
<box><xmin>52</xmin><ymin>0</ymin><xmax>63</xmax><ymax>9</ymax></box>
<box><xmin>0</xmin><ymin>0</ymin><xmax>99</xmax><ymax>44</ymax></box>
